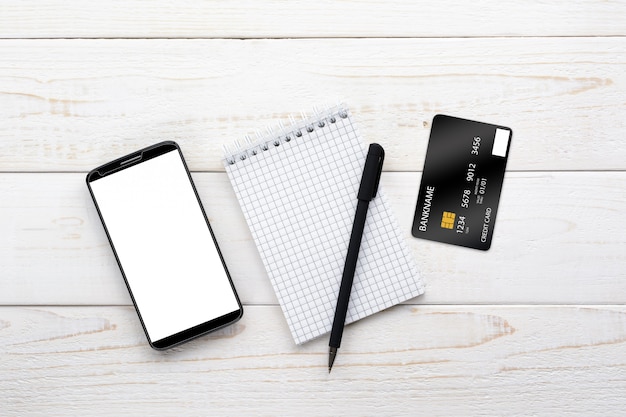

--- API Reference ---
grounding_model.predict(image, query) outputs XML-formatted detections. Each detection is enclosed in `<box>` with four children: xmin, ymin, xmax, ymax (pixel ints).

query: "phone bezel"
<box><xmin>86</xmin><ymin>141</ymin><xmax>243</xmax><ymax>350</ymax></box>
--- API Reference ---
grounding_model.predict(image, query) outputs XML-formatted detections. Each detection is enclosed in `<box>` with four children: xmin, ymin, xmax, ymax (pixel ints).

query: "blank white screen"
<box><xmin>90</xmin><ymin>148</ymin><xmax>239</xmax><ymax>342</ymax></box>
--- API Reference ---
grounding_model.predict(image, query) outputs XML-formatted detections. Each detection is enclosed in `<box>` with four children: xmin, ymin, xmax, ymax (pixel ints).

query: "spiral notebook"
<box><xmin>224</xmin><ymin>106</ymin><xmax>424</xmax><ymax>345</ymax></box>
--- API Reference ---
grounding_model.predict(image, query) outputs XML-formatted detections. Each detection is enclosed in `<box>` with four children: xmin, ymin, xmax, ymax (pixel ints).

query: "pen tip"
<box><xmin>328</xmin><ymin>346</ymin><xmax>337</xmax><ymax>373</ymax></box>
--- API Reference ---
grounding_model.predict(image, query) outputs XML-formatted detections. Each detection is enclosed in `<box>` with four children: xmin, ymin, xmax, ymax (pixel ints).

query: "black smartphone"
<box><xmin>86</xmin><ymin>141</ymin><xmax>243</xmax><ymax>349</ymax></box>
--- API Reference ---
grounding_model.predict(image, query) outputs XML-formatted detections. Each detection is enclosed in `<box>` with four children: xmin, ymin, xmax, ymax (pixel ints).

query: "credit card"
<box><xmin>411</xmin><ymin>115</ymin><xmax>512</xmax><ymax>250</ymax></box>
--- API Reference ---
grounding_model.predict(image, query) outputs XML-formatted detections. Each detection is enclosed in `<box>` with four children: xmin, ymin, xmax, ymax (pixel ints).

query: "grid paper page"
<box><xmin>224</xmin><ymin>107</ymin><xmax>424</xmax><ymax>344</ymax></box>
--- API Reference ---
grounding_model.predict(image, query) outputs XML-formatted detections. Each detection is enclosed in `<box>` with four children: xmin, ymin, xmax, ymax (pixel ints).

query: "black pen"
<box><xmin>328</xmin><ymin>143</ymin><xmax>385</xmax><ymax>373</ymax></box>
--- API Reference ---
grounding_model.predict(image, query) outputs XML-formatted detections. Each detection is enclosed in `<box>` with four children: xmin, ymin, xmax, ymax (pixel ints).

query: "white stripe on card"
<box><xmin>492</xmin><ymin>128</ymin><xmax>510</xmax><ymax>158</ymax></box>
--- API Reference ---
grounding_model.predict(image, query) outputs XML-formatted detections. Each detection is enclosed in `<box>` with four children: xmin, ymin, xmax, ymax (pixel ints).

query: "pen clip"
<box><xmin>357</xmin><ymin>143</ymin><xmax>385</xmax><ymax>201</ymax></box>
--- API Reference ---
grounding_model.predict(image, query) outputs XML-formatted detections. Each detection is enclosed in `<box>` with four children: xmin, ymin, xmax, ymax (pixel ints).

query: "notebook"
<box><xmin>223</xmin><ymin>105</ymin><xmax>425</xmax><ymax>345</ymax></box>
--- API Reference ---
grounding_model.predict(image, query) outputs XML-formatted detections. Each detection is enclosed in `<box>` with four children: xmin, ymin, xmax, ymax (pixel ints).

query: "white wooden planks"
<box><xmin>1</xmin><ymin>172</ymin><xmax>624</xmax><ymax>305</ymax></box>
<box><xmin>1</xmin><ymin>1</ymin><xmax>625</xmax><ymax>38</ymax></box>
<box><xmin>1</xmin><ymin>38</ymin><xmax>625</xmax><ymax>172</ymax></box>
<box><xmin>1</xmin><ymin>1</ymin><xmax>625</xmax><ymax>415</ymax></box>
<box><xmin>1</xmin><ymin>305</ymin><xmax>625</xmax><ymax>416</ymax></box>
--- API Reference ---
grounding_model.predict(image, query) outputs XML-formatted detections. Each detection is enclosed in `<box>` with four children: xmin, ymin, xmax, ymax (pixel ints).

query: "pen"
<box><xmin>328</xmin><ymin>143</ymin><xmax>385</xmax><ymax>373</ymax></box>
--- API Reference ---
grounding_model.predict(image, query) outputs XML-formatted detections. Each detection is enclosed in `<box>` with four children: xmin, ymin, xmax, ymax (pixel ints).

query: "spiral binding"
<box><xmin>223</xmin><ymin>105</ymin><xmax>349</xmax><ymax>166</ymax></box>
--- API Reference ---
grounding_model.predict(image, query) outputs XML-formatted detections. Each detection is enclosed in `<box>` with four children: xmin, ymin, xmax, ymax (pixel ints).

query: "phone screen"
<box><xmin>88</xmin><ymin>143</ymin><xmax>241</xmax><ymax>348</ymax></box>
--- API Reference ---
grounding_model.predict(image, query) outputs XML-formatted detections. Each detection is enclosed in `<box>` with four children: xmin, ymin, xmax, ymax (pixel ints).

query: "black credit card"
<box><xmin>411</xmin><ymin>115</ymin><xmax>512</xmax><ymax>250</ymax></box>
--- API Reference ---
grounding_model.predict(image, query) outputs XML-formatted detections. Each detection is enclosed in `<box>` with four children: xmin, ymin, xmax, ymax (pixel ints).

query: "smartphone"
<box><xmin>86</xmin><ymin>141</ymin><xmax>243</xmax><ymax>349</ymax></box>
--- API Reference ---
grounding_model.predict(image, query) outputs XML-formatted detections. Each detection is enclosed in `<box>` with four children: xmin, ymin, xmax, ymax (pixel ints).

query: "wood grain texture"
<box><xmin>1</xmin><ymin>1</ymin><xmax>625</xmax><ymax>38</ymax></box>
<box><xmin>1</xmin><ymin>172</ymin><xmax>624</xmax><ymax>306</ymax></box>
<box><xmin>2</xmin><ymin>2</ymin><xmax>625</xmax><ymax>414</ymax></box>
<box><xmin>1</xmin><ymin>38</ymin><xmax>625</xmax><ymax>172</ymax></box>
<box><xmin>1</xmin><ymin>305</ymin><xmax>625</xmax><ymax>416</ymax></box>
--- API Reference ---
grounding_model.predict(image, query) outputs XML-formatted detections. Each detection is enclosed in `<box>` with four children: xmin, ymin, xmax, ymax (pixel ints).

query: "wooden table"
<box><xmin>2</xmin><ymin>2</ymin><xmax>625</xmax><ymax>416</ymax></box>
